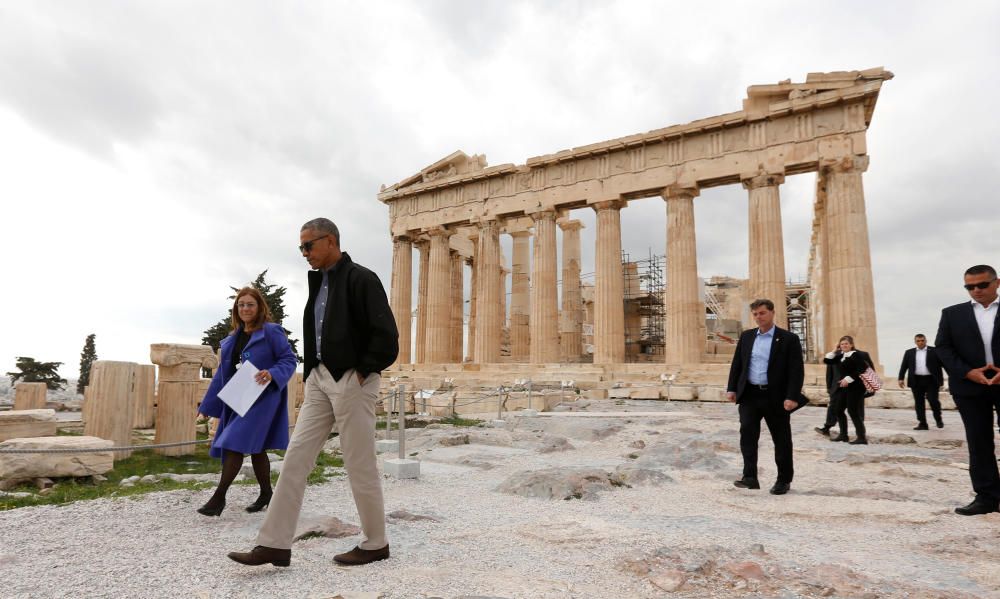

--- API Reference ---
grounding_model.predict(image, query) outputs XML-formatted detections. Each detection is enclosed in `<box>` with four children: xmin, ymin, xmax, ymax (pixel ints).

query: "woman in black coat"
<box><xmin>815</xmin><ymin>348</ymin><xmax>844</xmax><ymax>436</ymax></box>
<box><xmin>823</xmin><ymin>335</ymin><xmax>874</xmax><ymax>445</ymax></box>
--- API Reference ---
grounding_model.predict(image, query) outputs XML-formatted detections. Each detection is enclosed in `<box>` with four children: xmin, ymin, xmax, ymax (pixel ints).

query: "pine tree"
<box><xmin>77</xmin><ymin>334</ymin><xmax>98</xmax><ymax>394</ymax></box>
<box><xmin>7</xmin><ymin>357</ymin><xmax>67</xmax><ymax>391</ymax></box>
<box><xmin>201</xmin><ymin>269</ymin><xmax>302</xmax><ymax>362</ymax></box>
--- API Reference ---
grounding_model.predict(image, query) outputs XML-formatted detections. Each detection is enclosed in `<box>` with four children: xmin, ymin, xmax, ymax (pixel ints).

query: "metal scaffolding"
<box><xmin>622</xmin><ymin>249</ymin><xmax>666</xmax><ymax>362</ymax></box>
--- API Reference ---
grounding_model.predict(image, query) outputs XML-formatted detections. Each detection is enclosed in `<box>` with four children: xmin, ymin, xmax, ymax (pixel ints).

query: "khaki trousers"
<box><xmin>256</xmin><ymin>364</ymin><xmax>386</xmax><ymax>550</ymax></box>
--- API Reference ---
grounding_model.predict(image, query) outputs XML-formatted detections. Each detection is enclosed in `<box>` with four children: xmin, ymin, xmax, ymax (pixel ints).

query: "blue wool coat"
<box><xmin>199</xmin><ymin>322</ymin><xmax>297</xmax><ymax>458</ymax></box>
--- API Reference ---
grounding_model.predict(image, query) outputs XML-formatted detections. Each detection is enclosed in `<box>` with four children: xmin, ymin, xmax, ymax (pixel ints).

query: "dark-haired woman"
<box><xmin>197</xmin><ymin>287</ymin><xmax>297</xmax><ymax>516</ymax></box>
<box><xmin>824</xmin><ymin>335</ymin><xmax>874</xmax><ymax>445</ymax></box>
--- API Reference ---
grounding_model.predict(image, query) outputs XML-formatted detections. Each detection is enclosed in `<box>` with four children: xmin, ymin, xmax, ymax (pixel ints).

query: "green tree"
<box><xmin>7</xmin><ymin>357</ymin><xmax>67</xmax><ymax>391</ymax></box>
<box><xmin>77</xmin><ymin>333</ymin><xmax>98</xmax><ymax>394</ymax></box>
<box><xmin>201</xmin><ymin>269</ymin><xmax>302</xmax><ymax>363</ymax></box>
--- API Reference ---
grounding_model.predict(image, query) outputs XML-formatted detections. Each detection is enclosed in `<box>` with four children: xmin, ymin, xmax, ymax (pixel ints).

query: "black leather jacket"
<box><xmin>302</xmin><ymin>253</ymin><xmax>399</xmax><ymax>381</ymax></box>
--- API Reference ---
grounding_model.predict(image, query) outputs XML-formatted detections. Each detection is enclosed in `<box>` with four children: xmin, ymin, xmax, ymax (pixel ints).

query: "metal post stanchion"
<box><xmin>398</xmin><ymin>384</ymin><xmax>406</xmax><ymax>459</ymax></box>
<box><xmin>376</xmin><ymin>387</ymin><xmax>399</xmax><ymax>454</ymax></box>
<box><xmin>497</xmin><ymin>386</ymin><xmax>503</xmax><ymax>421</ymax></box>
<box><xmin>385</xmin><ymin>383</ymin><xmax>418</xmax><ymax>478</ymax></box>
<box><xmin>527</xmin><ymin>380</ymin><xmax>533</xmax><ymax>411</ymax></box>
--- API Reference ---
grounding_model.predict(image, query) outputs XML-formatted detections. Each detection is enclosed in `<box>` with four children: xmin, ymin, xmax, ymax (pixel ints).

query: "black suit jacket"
<box><xmin>934</xmin><ymin>301</ymin><xmax>1000</xmax><ymax>397</ymax></box>
<box><xmin>726</xmin><ymin>326</ymin><xmax>804</xmax><ymax>404</ymax></box>
<box><xmin>897</xmin><ymin>347</ymin><xmax>944</xmax><ymax>387</ymax></box>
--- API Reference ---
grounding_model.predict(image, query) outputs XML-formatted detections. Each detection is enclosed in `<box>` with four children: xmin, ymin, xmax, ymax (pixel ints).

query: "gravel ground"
<box><xmin>1</xmin><ymin>400</ymin><xmax>998</xmax><ymax>598</ymax></box>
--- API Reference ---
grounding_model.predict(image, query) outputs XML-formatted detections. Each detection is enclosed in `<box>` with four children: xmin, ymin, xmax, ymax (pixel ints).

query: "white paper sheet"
<box><xmin>217</xmin><ymin>360</ymin><xmax>268</xmax><ymax>417</ymax></box>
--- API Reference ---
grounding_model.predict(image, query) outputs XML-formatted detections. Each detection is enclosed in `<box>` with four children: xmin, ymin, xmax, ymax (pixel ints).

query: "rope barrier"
<box><xmin>0</xmin><ymin>382</ymin><xmax>560</xmax><ymax>455</ymax></box>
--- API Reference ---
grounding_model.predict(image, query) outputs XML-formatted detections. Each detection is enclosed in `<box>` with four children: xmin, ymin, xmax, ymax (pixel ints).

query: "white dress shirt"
<box><xmin>914</xmin><ymin>347</ymin><xmax>930</xmax><ymax>375</ymax></box>
<box><xmin>971</xmin><ymin>297</ymin><xmax>999</xmax><ymax>365</ymax></box>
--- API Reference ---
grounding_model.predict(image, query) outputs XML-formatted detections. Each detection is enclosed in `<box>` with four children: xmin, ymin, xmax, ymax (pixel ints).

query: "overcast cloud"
<box><xmin>1</xmin><ymin>1</ymin><xmax>998</xmax><ymax>379</ymax></box>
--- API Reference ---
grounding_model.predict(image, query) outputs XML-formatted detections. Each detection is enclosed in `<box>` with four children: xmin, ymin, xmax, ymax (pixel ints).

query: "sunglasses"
<box><xmin>298</xmin><ymin>235</ymin><xmax>329</xmax><ymax>253</ymax></box>
<box><xmin>964</xmin><ymin>279</ymin><xmax>997</xmax><ymax>291</ymax></box>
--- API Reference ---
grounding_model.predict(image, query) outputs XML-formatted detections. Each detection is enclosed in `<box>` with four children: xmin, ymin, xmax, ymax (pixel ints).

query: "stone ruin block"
<box><xmin>629</xmin><ymin>386</ymin><xmax>663</xmax><ymax>400</ymax></box>
<box><xmin>666</xmin><ymin>385</ymin><xmax>698</xmax><ymax>401</ymax></box>
<box><xmin>0</xmin><ymin>409</ymin><xmax>57</xmax><ymax>442</ymax></box>
<box><xmin>0</xmin><ymin>436</ymin><xmax>114</xmax><ymax>479</ymax></box>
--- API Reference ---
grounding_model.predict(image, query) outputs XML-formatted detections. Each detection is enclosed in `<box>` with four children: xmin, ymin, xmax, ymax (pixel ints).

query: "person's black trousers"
<box><xmin>833</xmin><ymin>387</ymin><xmax>866</xmax><ymax>439</ymax></box>
<box><xmin>954</xmin><ymin>391</ymin><xmax>1000</xmax><ymax>505</ymax></box>
<box><xmin>910</xmin><ymin>375</ymin><xmax>942</xmax><ymax>424</ymax></box>
<box><xmin>738</xmin><ymin>386</ymin><xmax>793</xmax><ymax>483</ymax></box>
<box><xmin>822</xmin><ymin>394</ymin><xmax>839</xmax><ymax>429</ymax></box>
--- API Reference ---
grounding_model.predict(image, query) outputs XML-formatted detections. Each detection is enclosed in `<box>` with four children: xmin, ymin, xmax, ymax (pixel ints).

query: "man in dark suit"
<box><xmin>897</xmin><ymin>334</ymin><xmax>945</xmax><ymax>430</ymax></box>
<box><xmin>727</xmin><ymin>298</ymin><xmax>804</xmax><ymax>495</ymax></box>
<box><xmin>935</xmin><ymin>264</ymin><xmax>1000</xmax><ymax>516</ymax></box>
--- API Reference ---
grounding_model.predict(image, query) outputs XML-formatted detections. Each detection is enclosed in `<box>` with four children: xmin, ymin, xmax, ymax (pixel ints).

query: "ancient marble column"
<box><xmin>414</xmin><ymin>240</ymin><xmax>430</xmax><ymax>363</ymax></box>
<box><xmin>530</xmin><ymin>210</ymin><xmax>560</xmax><ymax>363</ymax></box>
<box><xmin>663</xmin><ymin>185</ymin><xmax>703</xmax><ymax>365</ymax></box>
<box><xmin>425</xmin><ymin>227</ymin><xmax>453</xmax><ymax>364</ymax></box>
<box><xmin>390</xmin><ymin>234</ymin><xmax>413</xmax><ymax>364</ymax></box>
<box><xmin>84</xmin><ymin>361</ymin><xmax>137</xmax><ymax>459</ymax></box>
<box><xmin>466</xmin><ymin>255</ymin><xmax>477</xmax><ymax>362</ymax></box>
<box><xmin>593</xmin><ymin>202</ymin><xmax>626</xmax><ymax>364</ymax></box>
<box><xmin>499</xmin><ymin>265</ymin><xmax>509</xmax><ymax>331</ymax></box>
<box><xmin>474</xmin><ymin>220</ymin><xmax>502</xmax><ymax>363</ymax></box>
<box><xmin>822</xmin><ymin>155</ymin><xmax>879</xmax><ymax>365</ymax></box>
<box><xmin>509</xmin><ymin>230</ymin><xmax>531</xmax><ymax>361</ymax></box>
<box><xmin>150</xmin><ymin>344</ymin><xmax>218</xmax><ymax>456</ymax></box>
<box><xmin>743</xmin><ymin>173</ymin><xmax>788</xmax><ymax>329</ymax></box>
<box><xmin>132</xmin><ymin>364</ymin><xmax>156</xmax><ymax>429</ymax></box>
<box><xmin>13</xmin><ymin>382</ymin><xmax>46</xmax><ymax>411</ymax></box>
<box><xmin>559</xmin><ymin>219</ymin><xmax>584</xmax><ymax>362</ymax></box>
<box><xmin>450</xmin><ymin>251</ymin><xmax>464</xmax><ymax>363</ymax></box>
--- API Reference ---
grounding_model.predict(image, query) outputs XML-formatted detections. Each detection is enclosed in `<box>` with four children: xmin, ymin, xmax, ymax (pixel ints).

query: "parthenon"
<box><xmin>379</xmin><ymin>68</ymin><xmax>892</xmax><ymax>373</ymax></box>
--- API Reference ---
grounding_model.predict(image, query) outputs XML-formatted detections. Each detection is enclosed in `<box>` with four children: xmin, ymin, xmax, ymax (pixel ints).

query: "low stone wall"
<box><xmin>382</xmin><ymin>364</ymin><xmax>957</xmax><ymax>414</ymax></box>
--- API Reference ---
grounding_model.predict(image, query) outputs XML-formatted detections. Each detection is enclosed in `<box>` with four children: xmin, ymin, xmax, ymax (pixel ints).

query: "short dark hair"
<box><xmin>965</xmin><ymin>264</ymin><xmax>997</xmax><ymax>278</ymax></box>
<box><xmin>914</xmin><ymin>334</ymin><xmax>926</xmax><ymax>340</ymax></box>
<box><xmin>301</xmin><ymin>218</ymin><xmax>340</xmax><ymax>245</ymax></box>
<box><xmin>749</xmin><ymin>299</ymin><xmax>774</xmax><ymax>312</ymax></box>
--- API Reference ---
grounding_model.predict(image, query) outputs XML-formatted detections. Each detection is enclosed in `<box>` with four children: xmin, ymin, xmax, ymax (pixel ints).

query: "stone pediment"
<box><xmin>743</xmin><ymin>66</ymin><xmax>894</xmax><ymax>121</ymax></box>
<box><xmin>383</xmin><ymin>150</ymin><xmax>488</xmax><ymax>193</ymax></box>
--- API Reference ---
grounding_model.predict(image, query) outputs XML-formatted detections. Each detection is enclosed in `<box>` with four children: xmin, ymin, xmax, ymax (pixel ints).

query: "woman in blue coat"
<box><xmin>197</xmin><ymin>287</ymin><xmax>297</xmax><ymax>516</ymax></box>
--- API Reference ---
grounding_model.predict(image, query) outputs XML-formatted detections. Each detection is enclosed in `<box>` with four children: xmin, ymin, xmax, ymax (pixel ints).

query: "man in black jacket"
<box><xmin>897</xmin><ymin>333</ymin><xmax>945</xmax><ymax>430</ymax></box>
<box><xmin>726</xmin><ymin>299</ymin><xmax>804</xmax><ymax>495</ymax></box>
<box><xmin>230</xmin><ymin>217</ymin><xmax>399</xmax><ymax>567</ymax></box>
<box><xmin>935</xmin><ymin>264</ymin><xmax>1000</xmax><ymax>516</ymax></box>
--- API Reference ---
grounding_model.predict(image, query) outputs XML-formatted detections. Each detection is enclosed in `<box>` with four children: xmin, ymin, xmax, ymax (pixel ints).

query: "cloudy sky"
<box><xmin>1</xmin><ymin>1</ymin><xmax>998</xmax><ymax>382</ymax></box>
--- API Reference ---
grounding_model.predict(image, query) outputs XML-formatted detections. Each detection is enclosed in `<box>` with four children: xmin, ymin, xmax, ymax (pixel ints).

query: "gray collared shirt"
<box><xmin>314</xmin><ymin>261</ymin><xmax>341</xmax><ymax>360</ymax></box>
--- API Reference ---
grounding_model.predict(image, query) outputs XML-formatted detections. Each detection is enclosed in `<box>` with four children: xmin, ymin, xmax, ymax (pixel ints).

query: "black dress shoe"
<box><xmin>849</xmin><ymin>438</ymin><xmax>868</xmax><ymax>445</ymax></box>
<box><xmin>831</xmin><ymin>435</ymin><xmax>849</xmax><ymax>442</ymax></box>
<box><xmin>197</xmin><ymin>501</ymin><xmax>225</xmax><ymax>517</ymax></box>
<box><xmin>954</xmin><ymin>500</ymin><xmax>1000</xmax><ymax>516</ymax></box>
<box><xmin>913</xmin><ymin>423</ymin><xmax>929</xmax><ymax>430</ymax></box>
<box><xmin>770</xmin><ymin>482</ymin><xmax>790</xmax><ymax>495</ymax></box>
<box><xmin>733</xmin><ymin>477</ymin><xmax>760</xmax><ymax>489</ymax></box>
<box><xmin>814</xmin><ymin>426</ymin><xmax>831</xmax><ymax>435</ymax></box>
<box><xmin>333</xmin><ymin>544</ymin><xmax>390</xmax><ymax>566</ymax></box>
<box><xmin>245</xmin><ymin>492</ymin><xmax>272</xmax><ymax>513</ymax></box>
<box><xmin>935</xmin><ymin>419</ymin><xmax>944</xmax><ymax>429</ymax></box>
<box><xmin>228</xmin><ymin>545</ymin><xmax>291</xmax><ymax>567</ymax></box>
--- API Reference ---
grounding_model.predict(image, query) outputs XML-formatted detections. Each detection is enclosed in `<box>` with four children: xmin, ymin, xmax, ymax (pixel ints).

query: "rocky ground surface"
<box><xmin>1</xmin><ymin>399</ymin><xmax>998</xmax><ymax>598</ymax></box>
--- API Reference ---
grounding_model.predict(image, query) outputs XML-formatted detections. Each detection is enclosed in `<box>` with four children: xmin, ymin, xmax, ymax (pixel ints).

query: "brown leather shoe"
<box><xmin>333</xmin><ymin>544</ymin><xmax>390</xmax><ymax>566</ymax></box>
<box><xmin>227</xmin><ymin>545</ymin><xmax>291</xmax><ymax>567</ymax></box>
